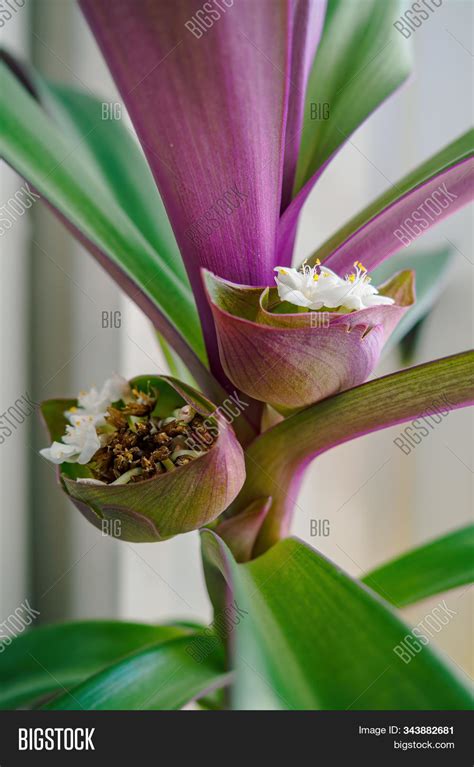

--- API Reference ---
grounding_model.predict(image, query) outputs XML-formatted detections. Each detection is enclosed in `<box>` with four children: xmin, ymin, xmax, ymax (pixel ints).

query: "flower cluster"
<box><xmin>40</xmin><ymin>373</ymin><xmax>131</xmax><ymax>465</ymax></box>
<box><xmin>274</xmin><ymin>261</ymin><xmax>395</xmax><ymax>312</ymax></box>
<box><xmin>40</xmin><ymin>375</ymin><xmax>217</xmax><ymax>485</ymax></box>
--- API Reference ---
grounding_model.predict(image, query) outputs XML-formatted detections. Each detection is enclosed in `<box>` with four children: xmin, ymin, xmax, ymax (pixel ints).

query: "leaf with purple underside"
<box><xmin>79</xmin><ymin>0</ymin><xmax>326</xmax><ymax>379</ymax></box>
<box><xmin>294</xmin><ymin>0</ymin><xmax>412</xmax><ymax>195</ymax></box>
<box><xmin>308</xmin><ymin>130</ymin><xmax>473</xmax><ymax>275</ymax></box>
<box><xmin>278</xmin><ymin>0</ymin><xmax>412</xmax><ymax>260</ymax></box>
<box><xmin>36</xmin><ymin>75</ymin><xmax>189</xmax><ymax>285</ymax></box>
<box><xmin>280</xmin><ymin>0</ymin><xmax>327</xmax><ymax>210</ymax></box>
<box><xmin>228</xmin><ymin>351</ymin><xmax>474</xmax><ymax>550</ymax></box>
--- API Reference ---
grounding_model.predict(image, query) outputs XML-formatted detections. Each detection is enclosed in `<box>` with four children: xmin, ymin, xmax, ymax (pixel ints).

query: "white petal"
<box><xmin>77</xmin><ymin>386</ymin><xmax>102</xmax><ymax>412</ymax></box>
<box><xmin>100</xmin><ymin>373</ymin><xmax>130</xmax><ymax>404</ymax></box>
<box><xmin>274</xmin><ymin>267</ymin><xmax>304</xmax><ymax>291</ymax></box>
<box><xmin>76</xmin><ymin>424</ymin><xmax>101</xmax><ymax>464</ymax></box>
<box><xmin>66</xmin><ymin>412</ymin><xmax>106</xmax><ymax>428</ymax></box>
<box><xmin>340</xmin><ymin>296</ymin><xmax>364</xmax><ymax>311</ymax></box>
<box><xmin>318</xmin><ymin>267</ymin><xmax>341</xmax><ymax>283</ymax></box>
<box><xmin>316</xmin><ymin>284</ymin><xmax>356</xmax><ymax>308</ymax></box>
<box><xmin>308</xmin><ymin>300</ymin><xmax>326</xmax><ymax>310</ymax></box>
<box><xmin>361</xmin><ymin>294</ymin><xmax>395</xmax><ymax>307</ymax></box>
<box><xmin>277</xmin><ymin>286</ymin><xmax>313</xmax><ymax>308</ymax></box>
<box><xmin>40</xmin><ymin>441</ymin><xmax>79</xmax><ymax>464</ymax></box>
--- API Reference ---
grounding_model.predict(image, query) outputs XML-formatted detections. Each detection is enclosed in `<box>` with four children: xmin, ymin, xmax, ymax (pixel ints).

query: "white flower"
<box><xmin>274</xmin><ymin>261</ymin><xmax>394</xmax><ymax>312</ymax></box>
<box><xmin>66</xmin><ymin>373</ymin><xmax>130</xmax><ymax>422</ymax></box>
<box><xmin>62</xmin><ymin>417</ymin><xmax>102</xmax><ymax>464</ymax></box>
<box><xmin>40</xmin><ymin>416</ymin><xmax>101</xmax><ymax>465</ymax></box>
<box><xmin>100</xmin><ymin>372</ymin><xmax>131</xmax><ymax>406</ymax></box>
<box><xmin>41</xmin><ymin>374</ymin><xmax>129</xmax><ymax>466</ymax></box>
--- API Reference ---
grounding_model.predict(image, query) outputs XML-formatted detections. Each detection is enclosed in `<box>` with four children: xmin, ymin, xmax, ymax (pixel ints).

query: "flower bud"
<box><xmin>204</xmin><ymin>269</ymin><xmax>415</xmax><ymax>411</ymax></box>
<box><xmin>41</xmin><ymin>375</ymin><xmax>246</xmax><ymax>541</ymax></box>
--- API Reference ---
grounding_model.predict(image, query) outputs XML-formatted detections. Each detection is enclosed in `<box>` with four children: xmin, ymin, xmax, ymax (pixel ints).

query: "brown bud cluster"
<box><xmin>89</xmin><ymin>389</ymin><xmax>217</xmax><ymax>484</ymax></box>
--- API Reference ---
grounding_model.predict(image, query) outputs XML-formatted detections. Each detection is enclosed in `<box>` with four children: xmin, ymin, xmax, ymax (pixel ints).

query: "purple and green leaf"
<box><xmin>79</xmin><ymin>0</ymin><xmax>326</xmax><ymax>377</ymax></box>
<box><xmin>230</xmin><ymin>351</ymin><xmax>474</xmax><ymax>549</ymax></box>
<box><xmin>309</xmin><ymin>130</ymin><xmax>473</xmax><ymax>275</ymax></box>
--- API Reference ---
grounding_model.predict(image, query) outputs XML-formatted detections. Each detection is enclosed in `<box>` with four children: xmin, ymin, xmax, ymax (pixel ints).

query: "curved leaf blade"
<box><xmin>363</xmin><ymin>525</ymin><xmax>474</xmax><ymax>607</ymax></box>
<box><xmin>310</xmin><ymin>130</ymin><xmax>474</xmax><ymax>275</ymax></box>
<box><xmin>280</xmin><ymin>0</ymin><xmax>327</xmax><ymax>209</ymax></box>
<box><xmin>233</xmin><ymin>351</ymin><xmax>474</xmax><ymax>549</ymax></box>
<box><xmin>36</xmin><ymin>77</ymin><xmax>188</xmax><ymax>284</ymax></box>
<box><xmin>0</xmin><ymin>63</ymin><xmax>207</xmax><ymax>369</ymax></box>
<box><xmin>202</xmin><ymin>532</ymin><xmax>473</xmax><ymax>710</ymax></box>
<box><xmin>45</xmin><ymin>634</ymin><xmax>230</xmax><ymax>710</ymax></box>
<box><xmin>294</xmin><ymin>0</ymin><xmax>412</xmax><ymax>194</ymax></box>
<box><xmin>0</xmin><ymin>620</ymin><xmax>188</xmax><ymax>710</ymax></box>
<box><xmin>278</xmin><ymin>0</ymin><xmax>412</xmax><ymax>261</ymax></box>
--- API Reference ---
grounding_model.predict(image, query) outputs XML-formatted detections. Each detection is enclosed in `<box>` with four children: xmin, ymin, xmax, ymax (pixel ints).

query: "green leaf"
<box><xmin>36</xmin><ymin>77</ymin><xmax>188</xmax><ymax>284</ymax></box>
<box><xmin>373</xmin><ymin>247</ymin><xmax>452</xmax><ymax>358</ymax></box>
<box><xmin>45</xmin><ymin>634</ymin><xmax>230</xmax><ymax>710</ymax></box>
<box><xmin>294</xmin><ymin>0</ymin><xmax>412</xmax><ymax>193</ymax></box>
<box><xmin>202</xmin><ymin>532</ymin><xmax>473</xmax><ymax>710</ymax></box>
<box><xmin>0</xmin><ymin>62</ymin><xmax>206</xmax><ymax>366</ymax></box>
<box><xmin>0</xmin><ymin>620</ymin><xmax>188</xmax><ymax>709</ymax></box>
<box><xmin>232</xmin><ymin>351</ymin><xmax>474</xmax><ymax>550</ymax></box>
<box><xmin>363</xmin><ymin>525</ymin><xmax>474</xmax><ymax>607</ymax></box>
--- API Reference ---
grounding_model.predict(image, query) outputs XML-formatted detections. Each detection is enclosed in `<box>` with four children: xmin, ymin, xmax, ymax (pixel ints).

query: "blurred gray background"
<box><xmin>1</xmin><ymin>0</ymin><xmax>473</xmax><ymax>678</ymax></box>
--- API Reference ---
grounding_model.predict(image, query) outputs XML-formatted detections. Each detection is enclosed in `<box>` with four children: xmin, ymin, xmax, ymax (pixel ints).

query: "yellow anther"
<box><xmin>279</xmin><ymin>268</ymin><xmax>287</xmax><ymax>275</ymax></box>
<box><xmin>315</xmin><ymin>258</ymin><xmax>321</xmax><ymax>266</ymax></box>
<box><xmin>313</xmin><ymin>273</ymin><xmax>320</xmax><ymax>281</ymax></box>
<box><xmin>348</xmin><ymin>274</ymin><xmax>355</xmax><ymax>283</ymax></box>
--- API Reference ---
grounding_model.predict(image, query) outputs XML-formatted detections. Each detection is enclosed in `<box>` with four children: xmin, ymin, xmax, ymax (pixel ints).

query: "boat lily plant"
<box><xmin>0</xmin><ymin>0</ymin><xmax>473</xmax><ymax>711</ymax></box>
